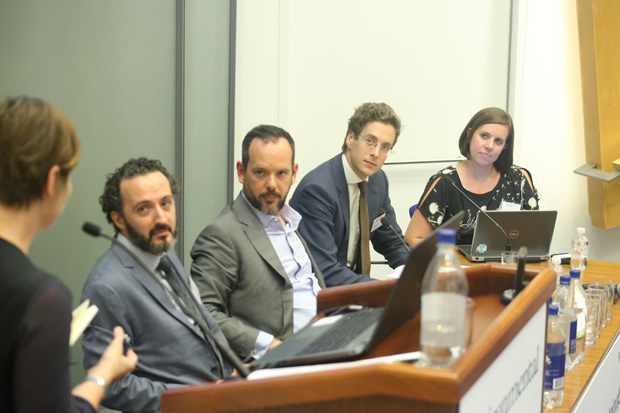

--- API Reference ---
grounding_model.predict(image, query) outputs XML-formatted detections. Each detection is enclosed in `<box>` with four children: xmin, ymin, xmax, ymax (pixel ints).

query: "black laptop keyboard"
<box><xmin>295</xmin><ymin>308</ymin><xmax>385</xmax><ymax>356</ymax></box>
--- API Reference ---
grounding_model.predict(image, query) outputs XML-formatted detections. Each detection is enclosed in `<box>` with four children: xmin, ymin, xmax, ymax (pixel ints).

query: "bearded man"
<box><xmin>190</xmin><ymin>125</ymin><xmax>325</xmax><ymax>362</ymax></box>
<box><xmin>81</xmin><ymin>158</ymin><xmax>233</xmax><ymax>413</ymax></box>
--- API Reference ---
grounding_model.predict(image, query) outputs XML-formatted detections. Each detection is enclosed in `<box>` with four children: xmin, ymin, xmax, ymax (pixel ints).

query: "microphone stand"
<box><xmin>380</xmin><ymin>216</ymin><xmax>411</xmax><ymax>254</ymax></box>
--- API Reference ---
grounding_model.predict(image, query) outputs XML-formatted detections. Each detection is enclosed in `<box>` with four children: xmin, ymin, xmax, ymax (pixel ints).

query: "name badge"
<box><xmin>500</xmin><ymin>200</ymin><xmax>520</xmax><ymax>211</ymax></box>
<box><xmin>371</xmin><ymin>212</ymin><xmax>386</xmax><ymax>232</ymax></box>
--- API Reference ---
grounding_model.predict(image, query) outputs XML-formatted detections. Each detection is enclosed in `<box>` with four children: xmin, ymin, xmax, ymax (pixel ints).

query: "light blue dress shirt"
<box><xmin>241</xmin><ymin>193</ymin><xmax>321</xmax><ymax>358</ymax></box>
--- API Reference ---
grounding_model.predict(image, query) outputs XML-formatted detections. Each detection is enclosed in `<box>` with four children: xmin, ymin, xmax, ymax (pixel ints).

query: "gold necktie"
<box><xmin>358</xmin><ymin>181</ymin><xmax>371</xmax><ymax>276</ymax></box>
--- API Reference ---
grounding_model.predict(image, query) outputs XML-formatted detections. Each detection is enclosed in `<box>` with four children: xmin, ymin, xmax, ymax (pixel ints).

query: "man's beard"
<box><xmin>245</xmin><ymin>186</ymin><xmax>287</xmax><ymax>216</ymax></box>
<box><xmin>125</xmin><ymin>221</ymin><xmax>177</xmax><ymax>255</ymax></box>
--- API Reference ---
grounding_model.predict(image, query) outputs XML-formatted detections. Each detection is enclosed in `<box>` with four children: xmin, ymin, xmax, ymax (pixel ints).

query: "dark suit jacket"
<box><xmin>190</xmin><ymin>195</ymin><xmax>326</xmax><ymax>359</ymax></box>
<box><xmin>81</xmin><ymin>242</ymin><xmax>232</xmax><ymax>413</ymax></box>
<box><xmin>290</xmin><ymin>154</ymin><xmax>409</xmax><ymax>287</ymax></box>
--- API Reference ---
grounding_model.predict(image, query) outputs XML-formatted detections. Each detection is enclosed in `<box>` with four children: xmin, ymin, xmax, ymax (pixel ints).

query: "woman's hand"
<box><xmin>88</xmin><ymin>326</ymin><xmax>138</xmax><ymax>384</ymax></box>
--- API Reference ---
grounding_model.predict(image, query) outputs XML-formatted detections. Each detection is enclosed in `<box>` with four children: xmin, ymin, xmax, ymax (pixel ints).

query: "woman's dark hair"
<box><xmin>458</xmin><ymin>107</ymin><xmax>514</xmax><ymax>173</ymax></box>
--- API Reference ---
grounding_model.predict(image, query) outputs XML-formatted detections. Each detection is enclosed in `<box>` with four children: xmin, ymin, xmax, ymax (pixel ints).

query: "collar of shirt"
<box><xmin>116</xmin><ymin>233</ymin><xmax>161</xmax><ymax>273</ymax></box>
<box><xmin>240</xmin><ymin>191</ymin><xmax>302</xmax><ymax>232</ymax></box>
<box><xmin>341</xmin><ymin>153</ymin><xmax>367</xmax><ymax>186</ymax></box>
<box><xmin>117</xmin><ymin>233</ymin><xmax>203</xmax><ymax>328</ymax></box>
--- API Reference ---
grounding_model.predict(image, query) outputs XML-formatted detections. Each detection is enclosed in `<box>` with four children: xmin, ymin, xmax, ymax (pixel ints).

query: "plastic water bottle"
<box><xmin>570</xmin><ymin>269</ymin><xmax>587</xmax><ymax>363</ymax></box>
<box><xmin>544</xmin><ymin>305</ymin><xmax>565</xmax><ymax>409</ymax></box>
<box><xmin>420</xmin><ymin>229</ymin><xmax>469</xmax><ymax>367</ymax></box>
<box><xmin>571</xmin><ymin>227</ymin><xmax>589</xmax><ymax>271</ymax></box>
<box><xmin>552</xmin><ymin>275</ymin><xmax>576</xmax><ymax>370</ymax></box>
<box><xmin>550</xmin><ymin>255</ymin><xmax>563</xmax><ymax>286</ymax></box>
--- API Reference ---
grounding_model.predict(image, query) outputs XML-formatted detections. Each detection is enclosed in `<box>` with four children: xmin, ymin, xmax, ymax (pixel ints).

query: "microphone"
<box><xmin>441</xmin><ymin>175</ymin><xmax>511</xmax><ymax>252</ymax></box>
<box><xmin>500</xmin><ymin>246</ymin><xmax>528</xmax><ymax>305</ymax></box>
<box><xmin>81</xmin><ymin>222</ymin><xmax>251</xmax><ymax>378</ymax></box>
<box><xmin>83</xmin><ymin>222</ymin><xmax>103</xmax><ymax>237</ymax></box>
<box><xmin>379</xmin><ymin>214</ymin><xmax>411</xmax><ymax>254</ymax></box>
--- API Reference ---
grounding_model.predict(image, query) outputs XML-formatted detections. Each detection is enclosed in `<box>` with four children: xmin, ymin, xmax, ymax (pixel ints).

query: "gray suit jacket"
<box><xmin>81</xmin><ymin>242</ymin><xmax>232</xmax><ymax>413</ymax></box>
<box><xmin>190</xmin><ymin>195</ymin><xmax>326</xmax><ymax>359</ymax></box>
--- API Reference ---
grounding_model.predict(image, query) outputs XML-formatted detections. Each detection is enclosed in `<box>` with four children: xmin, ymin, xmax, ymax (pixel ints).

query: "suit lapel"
<box><xmin>331</xmin><ymin>155</ymin><xmax>351</xmax><ymax>236</ymax></box>
<box><xmin>111</xmin><ymin>244</ymin><xmax>206</xmax><ymax>340</ymax></box>
<box><xmin>166</xmin><ymin>249</ymin><xmax>225</xmax><ymax>370</ymax></box>
<box><xmin>297</xmin><ymin>230</ymin><xmax>326</xmax><ymax>289</ymax></box>
<box><xmin>232</xmin><ymin>196</ymin><xmax>289</xmax><ymax>282</ymax></box>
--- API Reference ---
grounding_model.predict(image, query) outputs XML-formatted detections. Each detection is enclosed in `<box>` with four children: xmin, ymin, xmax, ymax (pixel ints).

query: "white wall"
<box><xmin>235</xmin><ymin>0</ymin><xmax>513</xmax><ymax>276</ymax></box>
<box><xmin>235</xmin><ymin>0</ymin><xmax>620</xmax><ymax>269</ymax></box>
<box><xmin>515</xmin><ymin>0</ymin><xmax>620</xmax><ymax>263</ymax></box>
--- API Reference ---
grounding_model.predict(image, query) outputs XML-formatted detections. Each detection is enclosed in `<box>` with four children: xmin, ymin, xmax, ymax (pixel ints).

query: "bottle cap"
<box><xmin>551</xmin><ymin>255</ymin><xmax>561</xmax><ymax>265</ymax></box>
<box><xmin>559</xmin><ymin>275</ymin><xmax>570</xmax><ymax>285</ymax></box>
<box><xmin>577</xmin><ymin>227</ymin><xmax>586</xmax><ymax>235</ymax></box>
<box><xmin>549</xmin><ymin>305</ymin><xmax>559</xmax><ymax>315</ymax></box>
<box><xmin>570</xmin><ymin>269</ymin><xmax>581</xmax><ymax>279</ymax></box>
<box><xmin>438</xmin><ymin>229</ymin><xmax>456</xmax><ymax>245</ymax></box>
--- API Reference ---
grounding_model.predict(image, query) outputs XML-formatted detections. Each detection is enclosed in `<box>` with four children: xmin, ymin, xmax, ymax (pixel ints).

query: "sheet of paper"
<box><xmin>248</xmin><ymin>351</ymin><xmax>421</xmax><ymax>380</ymax></box>
<box><xmin>70</xmin><ymin>300</ymin><xmax>99</xmax><ymax>346</ymax></box>
<box><xmin>387</xmin><ymin>264</ymin><xmax>405</xmax><ymax>279</ymax></box>
<box><xmin>312</xmin><ymin>314</ymin><xmax>343</xmax><ymax>327</ymax></box>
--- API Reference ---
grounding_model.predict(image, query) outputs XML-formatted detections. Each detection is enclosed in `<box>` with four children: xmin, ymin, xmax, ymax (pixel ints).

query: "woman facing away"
<box><xmin>404</xmin><ymin>107</ymin><xmax>540</xmax><ymax>246</ymax></box>
<box><xmin>0</xmin><ymin>96</ymin><xmax>138</xmax><ymax>413</ymax></box>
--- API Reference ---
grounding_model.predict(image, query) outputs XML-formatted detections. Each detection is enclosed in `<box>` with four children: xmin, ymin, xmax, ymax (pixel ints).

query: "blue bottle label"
<box><xmin>544</xmin><ymin>342</ymin><xmax>565</xmax><ymax>390</ymax></box>
<box><xmin>569</xmin><ymin>320</ymin><xmax>577</xmax><ymax>354</ymax></box>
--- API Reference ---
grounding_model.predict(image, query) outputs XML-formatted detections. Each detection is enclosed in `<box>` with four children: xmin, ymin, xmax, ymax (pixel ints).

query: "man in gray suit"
<box><xmin>191</xmin><ymin>125</ymin><xmax>326</xmax><ymax>361</ymax></box>
<box><xmin>81</xmin><ymin>158</ymin><xmax>233</xmax><ymax>413</ymax></box>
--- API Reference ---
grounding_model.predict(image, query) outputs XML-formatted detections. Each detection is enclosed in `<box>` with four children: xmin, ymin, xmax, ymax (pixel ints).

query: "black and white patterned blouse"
<box><xmin>416</xmin><ymin>165</ymin><xmax>540</xmax><ymax>244</ymax></box>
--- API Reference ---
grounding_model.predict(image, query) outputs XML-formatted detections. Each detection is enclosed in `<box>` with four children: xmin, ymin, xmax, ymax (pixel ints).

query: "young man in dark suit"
<box><xmin>290</xmin><ymin>103</ymin><xmax>410</xmax><ymax>287</ymax></box>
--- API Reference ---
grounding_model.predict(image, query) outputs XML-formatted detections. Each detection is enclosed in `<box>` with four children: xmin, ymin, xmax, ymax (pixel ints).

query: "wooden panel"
<box><xmin>161</xmin><ymin>264</ymin><xmax>555</xmax><ymax>413</ymax></box>
<box><xmin>576</xmin><ymin>0</ymin><xmax>620</xmax><ymax>228</ymax></box>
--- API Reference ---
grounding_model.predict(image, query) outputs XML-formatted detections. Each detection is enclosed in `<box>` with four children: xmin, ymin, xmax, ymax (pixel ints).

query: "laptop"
<box><xmin>250</xmin><ymin>211</ymin><xmax>465</xmax><ymax>370</ymax></box>
<box><xmin>457</xmin><ymin>210</ymin><xmax>557</xmax><ymax>263</ymax></box>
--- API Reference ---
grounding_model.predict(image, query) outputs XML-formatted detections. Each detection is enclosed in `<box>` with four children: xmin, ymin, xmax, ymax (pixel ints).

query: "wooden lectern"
<box><xmin>162</xmin><ymin>264</ymin><xmax>555</xmax><ymax>413</ymax></box>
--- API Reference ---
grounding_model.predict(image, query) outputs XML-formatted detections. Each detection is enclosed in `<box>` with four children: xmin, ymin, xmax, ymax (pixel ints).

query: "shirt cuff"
<box><xmin>253</xmin><ymin>331</ymin><xmax>274</xmax><ymax>360</ymax></box>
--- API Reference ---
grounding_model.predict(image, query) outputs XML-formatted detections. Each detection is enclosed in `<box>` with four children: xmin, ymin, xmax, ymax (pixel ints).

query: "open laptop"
<box><xmin>250</xmin><ymin>211</ymin><xmax>465</xmax><ymax>370</ymax></box>
<box><xmin>457</xmin><ymin>210</ymin><xmax>557</xmax><ymax>263</ymax></box>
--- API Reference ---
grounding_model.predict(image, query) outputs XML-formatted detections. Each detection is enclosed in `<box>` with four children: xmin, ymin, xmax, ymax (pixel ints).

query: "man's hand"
<box><xmin>268</xmin><ymin>338</ymin><xmax>282</xmax><ymax>351</ymax></box>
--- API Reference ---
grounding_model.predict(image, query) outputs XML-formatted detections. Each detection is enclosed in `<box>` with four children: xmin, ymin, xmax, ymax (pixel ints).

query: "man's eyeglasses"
<box><xmin>361</xmin><ymin>136</ymin><xmax>394</xmax><ymax>155</ymax></box>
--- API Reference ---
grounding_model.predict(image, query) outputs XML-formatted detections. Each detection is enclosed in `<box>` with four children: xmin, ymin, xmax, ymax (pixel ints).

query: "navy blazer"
<box><xmin>290</xmin><ymin>154</ymin><xmax>409</xmax><ymax>287</ymax></box>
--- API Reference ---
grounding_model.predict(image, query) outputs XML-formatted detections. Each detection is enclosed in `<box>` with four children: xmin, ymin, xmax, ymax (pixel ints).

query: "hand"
<box><xmin>88</xmin><ymin>326</ymin><xmax>138</xmax><ymax>384</ymax></box>
<box><xmin>268</xmin><ymin>338</ymin><xmax>282</xmax><ymax>351</ymax></box>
